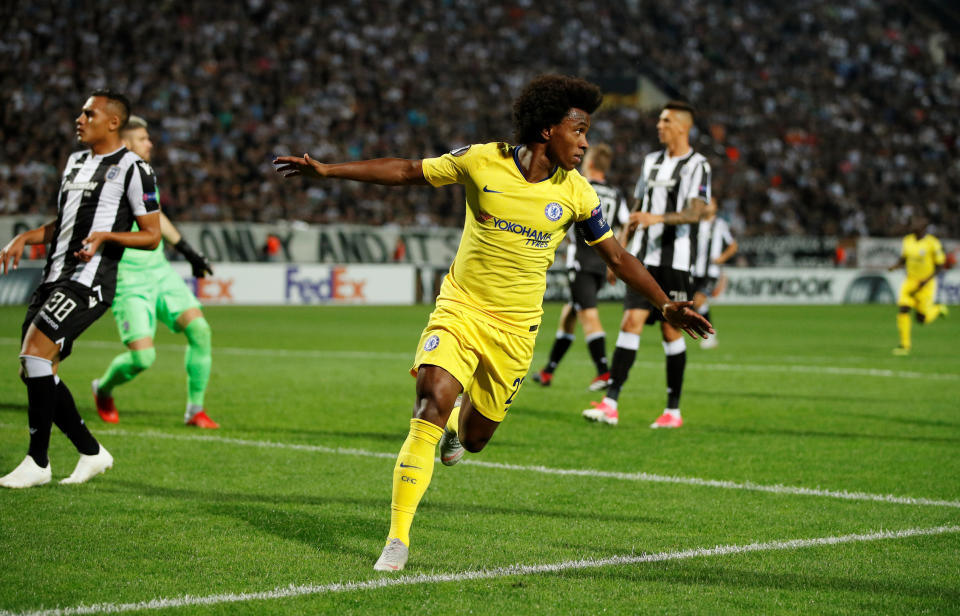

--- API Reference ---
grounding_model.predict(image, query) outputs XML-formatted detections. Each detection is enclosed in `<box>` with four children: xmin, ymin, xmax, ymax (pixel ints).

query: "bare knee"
<box><xmin>578</xmin><ymin>308</ymin><xmax>603</xmax><ymax>334</ymax></box>
<box><xmin>620</xmin><ymin>309</ymin><xmax>646</xmax><ymax>333</ymax></box>
<box><xmin>413</xmin><ymin>366</ymin><xmax>462</xmax><ymax>426</ymax></box>
<box><xmin>460</xmin><ymin>432</ymin><xmax>490</xmax><ymax>453</ymax></box>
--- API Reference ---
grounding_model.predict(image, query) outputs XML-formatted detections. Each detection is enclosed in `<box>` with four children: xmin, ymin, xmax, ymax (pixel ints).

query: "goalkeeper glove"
<box><xmin>174</xmin><ymin>239</ymin><xmax>213</xmax><ymax>278</ymax></box>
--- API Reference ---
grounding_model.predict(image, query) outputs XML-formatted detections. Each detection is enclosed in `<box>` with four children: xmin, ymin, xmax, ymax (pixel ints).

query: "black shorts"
<box><xmin>567</xmin><ymin>269</ymin><xmax>605</xmax><ymax>311</ymax></box>
<box><xmin>22</xmin><ymin>282</ymin><xmax>109</xmax><ymax>361</ymax></box>
<box><xmin>693</xmin><ymin>276</ymin><xmax>718</xmax><ymax>297</ymax></box>
<box><xmin>623</xmin><ymin>266</ymin><xmax>692</xmax><ymax>323</ymax></box>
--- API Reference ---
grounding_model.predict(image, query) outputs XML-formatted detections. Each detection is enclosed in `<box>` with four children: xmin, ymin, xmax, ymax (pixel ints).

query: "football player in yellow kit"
<box><xmin>888</xmin><ymin>216</ymin><xmax>947</xmax><ymax>355</ymax></box>
<box><xmin>274</xmin><ymin>75</ymin><xmax>713</xmax><ymax>571</ymax></box>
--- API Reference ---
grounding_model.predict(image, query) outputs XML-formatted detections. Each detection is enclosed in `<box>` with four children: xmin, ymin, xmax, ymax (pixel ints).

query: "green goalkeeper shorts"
<box><xmin>112</xmin><ymin>264</ymin><xmax>201</xmax><ymax>344</ymax></box>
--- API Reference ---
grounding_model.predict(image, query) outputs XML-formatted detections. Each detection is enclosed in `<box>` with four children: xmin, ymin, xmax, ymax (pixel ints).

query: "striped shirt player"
<box><xmin>585</xmin><ymin>100</ymin><xmax>712</xmax><ymax>430</ymax></box>
<box><xmin>691</xmin><ymin>199</ymin><xmax>738</xmax><ymax>350</ymax></box>
<box><xmin>629</xmin><ymin>149</ymin><xmax>711</xmax><ymax>278</ymax></box>
<box><xmin>692</xmin><ymin>213</ymin><xmax>735</xmax><ymax>296</ymax></box>
<box><xmin>40</xmin><ymin>148</ymin><xmax>159</xmax><ymax>307</ymax></box>
<box><xmin>1</xmin><ymin>91</ymin><xmax>161</xmax><ymax>490</ymax></box>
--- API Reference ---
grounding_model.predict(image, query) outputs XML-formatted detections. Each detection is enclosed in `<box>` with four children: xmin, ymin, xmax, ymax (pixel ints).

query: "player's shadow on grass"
<box><xmin>596</xmin><ymin>563</ymin><xmax>960</xmax><ymax>605</ymax></box>
<box><xmin>0</xmin><ymin>401</ymin><xmax>25</xmax><ymax>414</ymax></box>
<box><xmin>101</xmin><ymin>479</ymin><xmax>664</xmax><ymax>557</ymax></box>
<box><xmin>211</xmin><ymin>502</ymin><xmax>384</xmax><ymax>559</ymax></box>
<box><xmin>102</xmin><ymin>479</ymin><xmax>384</xmax><ymax>557</ymax></box>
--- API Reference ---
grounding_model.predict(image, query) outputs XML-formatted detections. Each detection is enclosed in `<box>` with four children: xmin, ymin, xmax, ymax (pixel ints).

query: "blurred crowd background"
<box><xmin>1</xmin><ymin>0</ymin><xmax>957</xmax><ymax>239</ymax></box>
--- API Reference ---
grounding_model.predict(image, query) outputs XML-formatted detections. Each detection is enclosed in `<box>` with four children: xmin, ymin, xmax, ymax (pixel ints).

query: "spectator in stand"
<box><xmin>0</xmin><ymin>1</ymin><xmax>957</xmax><ymax>239</ymax></box>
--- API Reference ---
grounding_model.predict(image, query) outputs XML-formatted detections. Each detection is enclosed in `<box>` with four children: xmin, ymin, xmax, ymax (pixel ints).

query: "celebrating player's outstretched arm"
<box><xmin>592</xmin><ymin>236</ymin><xmax>713</xmax><ymax>339</ymax></box>
<box><xmin>274</xmin><ymin>153</ymin><xmax>429</xmax><ymax>186</ymax></box>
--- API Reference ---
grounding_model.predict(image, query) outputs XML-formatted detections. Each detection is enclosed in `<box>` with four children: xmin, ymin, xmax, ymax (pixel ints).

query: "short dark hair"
<box><xmin>512</xmin><ymin>75</ymin><xmax>603</xmax><ymax>145</ymax></box>
<box><xmin>662</xmin><ymin>100</ymin><xmax>695</xmax><ymax>122</ymax></box>
<box><xmin>90</xmin><ymin>89</ymin><xmax>131</xmax><ymax>128</ymax></box>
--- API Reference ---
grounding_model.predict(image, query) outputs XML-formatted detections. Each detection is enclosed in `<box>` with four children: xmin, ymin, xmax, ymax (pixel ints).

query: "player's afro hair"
<box><xmin>512</xmin><ymin>75</ymin><xmax>603</xmax><ymax>145</ymax></box>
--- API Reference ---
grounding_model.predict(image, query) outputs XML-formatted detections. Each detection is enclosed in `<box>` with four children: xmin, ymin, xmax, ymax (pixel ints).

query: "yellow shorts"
<box><xmin>410</xmin><ymin>304</ymin><xmax>536</xmax><ymax>423</ymax></box>
<box><xmin>898</xmin><ymin>278</ymin><xmax>937</xmax><ymax>314</ymax></box>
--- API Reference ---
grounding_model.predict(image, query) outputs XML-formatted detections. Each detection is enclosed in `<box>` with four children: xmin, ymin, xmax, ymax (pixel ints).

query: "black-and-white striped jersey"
<box><xmin>629</xmin><ymin>149</ymin><xmax>711</xmax><ymax>271</ymax></box>
<box><xmin>692</xmin><ymin>216</ymin><xmax>734</xmax><ymax>279</ymax></box>
<box><xmin>42</xmin><ymin>147</ymin><xmax>159</xmax><ymax>302</ymax></box>
<box><xmin>565</xmin><ymin>179</ymin><xmax>630</xmax><ymax>274</ymax></box>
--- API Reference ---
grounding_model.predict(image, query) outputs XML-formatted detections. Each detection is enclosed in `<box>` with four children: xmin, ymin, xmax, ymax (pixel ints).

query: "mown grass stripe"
<box><xmin>3</xmin><ymin>424</ymin><xmax>955</xmax><ymax>509</ymax></box>
<box><xmin>6</xmin><ymin>525</ymin><xmax>958</xmax><ymax>616</ymax></box>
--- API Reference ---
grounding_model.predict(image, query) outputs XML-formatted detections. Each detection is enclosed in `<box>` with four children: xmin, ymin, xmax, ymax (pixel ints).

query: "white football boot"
<box><xmin>0</xmin><ymin>455</ymin><xmax>51</xmax><ymax>488</ymax></box>
<box><xmin>60</xmin><ymin>446</ymin><xmax>113</xmax><ymax>485</ymax></box>
<box><xmin>374</xmin><ymin>538</ymin><xmax>409</xmax><ymax>571</ymax></box>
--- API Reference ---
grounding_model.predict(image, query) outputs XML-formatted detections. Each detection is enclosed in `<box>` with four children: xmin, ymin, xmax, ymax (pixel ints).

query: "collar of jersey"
<box><xmin>512</xmin><ymin>145</ymin><xmax>558</xmax><ymax>183</ymax></box>
<box><xmin>89</xmin><ymin>145</ymin><xmax>126</xmax><ymax>160</ymax></box>
<box><xmin>664</xmin><ymin>149</ymin><xmax>694</xmax><ymax>163</ymax></box>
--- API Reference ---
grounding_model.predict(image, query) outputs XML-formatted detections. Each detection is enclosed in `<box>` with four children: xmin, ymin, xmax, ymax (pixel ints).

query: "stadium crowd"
<box><xmin>0</xmin><ymin>0</ymin><xmax>957</xmax><ymax>238</ymax></box>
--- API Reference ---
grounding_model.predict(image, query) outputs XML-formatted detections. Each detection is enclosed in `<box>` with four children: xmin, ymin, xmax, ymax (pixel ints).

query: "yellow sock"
<box><xmin>925</xmin><ymin>305</ymin><xmax>942</xmax><ymax>324</ymax></box>
<box><xmin>446</xmin><ymin>405</ymin><xmax>461</xmax><ymax>434</ymax></box>
<box><xmin>387</xmin><ymin>418</ymin><xmax>443</xmax><ymax>547</ymax></box>
<box><xmin>897</xmin><ymin>312</ymin><xmax>911</xmax><ymax>349</ymax></box>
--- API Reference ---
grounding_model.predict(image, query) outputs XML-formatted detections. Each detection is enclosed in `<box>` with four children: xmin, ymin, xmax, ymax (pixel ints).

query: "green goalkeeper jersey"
<box><xmin>118</xmin><ymin>221</ymin><xmax>167</xmax><ymax>273</ymax></box>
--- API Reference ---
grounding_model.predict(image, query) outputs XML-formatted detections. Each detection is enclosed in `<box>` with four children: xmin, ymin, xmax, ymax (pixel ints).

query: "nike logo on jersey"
<box><xmin>482</xmin><ymin>185</ymin><xmax>504</xmax><ymax>193</ymax></box>
<box><xmin>88</xmin><ymin>296</ymin><xmax>98</xmax><ymax>308</ymax></box>
<box><xmin>398</xmin><ymin>462</ymin><xmax>420</xmax><ymax>469</ymax></box>
<box><xmin>29</xmin><ymin>428</ymin><xmax>37</xmax><ymax>435</ymax></box>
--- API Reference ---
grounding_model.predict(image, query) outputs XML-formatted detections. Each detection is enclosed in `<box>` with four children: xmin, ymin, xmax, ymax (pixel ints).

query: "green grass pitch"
<box><xmin>0</xmin><ymin>303</ymin><xmax>958</xmax><ymax>615</ymax></box>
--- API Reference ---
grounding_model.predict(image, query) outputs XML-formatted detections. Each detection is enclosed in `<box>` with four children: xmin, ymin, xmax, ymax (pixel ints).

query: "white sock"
<box><xmin>602</xmin><ymin>397</ymin><xmax>618</xmax><ymax>410</ymax></box>
<box><xmin>185</xmin><ymin>404</ymin><xmax>204</xmax><ymax>421</ymax></box>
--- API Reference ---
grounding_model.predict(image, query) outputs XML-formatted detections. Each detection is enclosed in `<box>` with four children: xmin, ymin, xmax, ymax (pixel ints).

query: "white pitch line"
<box><xmin>3</xmin><ymin>424</ymin><xmax>955</xmax><ymax>509</ymax></box>
<box><xmin>4</xmin><ymin>525</ymin><xmax>958</xmax><ymax>616</ymax></box>
<box><xmin>2</xmin><ymin>337</ymin><xmax>955</xmax><ymax>381</ymax></box>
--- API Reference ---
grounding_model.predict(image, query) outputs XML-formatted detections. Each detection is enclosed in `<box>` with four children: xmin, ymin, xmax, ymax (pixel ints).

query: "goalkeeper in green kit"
<box><xmin>92</xmin><ymin>115</ymin><xmax>219</xmax><ymax>429</ymax></box>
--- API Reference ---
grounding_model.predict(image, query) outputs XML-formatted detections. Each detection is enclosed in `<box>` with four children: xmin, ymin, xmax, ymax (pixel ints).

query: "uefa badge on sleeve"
<box><xmin>424</xmin><ymin>335</ymin><xmax>440</xmax><ymax>352</ymax></box>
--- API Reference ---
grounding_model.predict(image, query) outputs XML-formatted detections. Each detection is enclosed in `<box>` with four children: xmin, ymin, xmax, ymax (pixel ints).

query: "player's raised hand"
<box><xmin>662</xmin><ymin>301</ymin><xmax>715</xmax><ymax>339</ymax></box>
<box><xmin>273</xmin><ymin>153</ymin><xmax>326</xmax><ymax>179</ymax></box>
<box><xmin>632</xmin><ymin>211</ymin><xmax>658</xmax><ymax>229</ymax></box>
<box><xmin>1</xmin><ymin>236</ymin><xmax>27</xmax><ymax>275</ymax></box>
<box><xmin>75</xmin><ymin>232</ymin><xmax>107</xmax><ymax>262</ymax></box>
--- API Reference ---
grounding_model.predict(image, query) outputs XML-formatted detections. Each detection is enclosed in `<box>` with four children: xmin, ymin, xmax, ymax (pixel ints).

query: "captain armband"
<box><xmin>575</xmin><ymin>203</ymin><xmax>611</xmax><ymax>245</ymax></box>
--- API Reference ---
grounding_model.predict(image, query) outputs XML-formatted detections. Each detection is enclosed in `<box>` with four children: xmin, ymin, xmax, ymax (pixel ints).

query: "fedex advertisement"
<box><xmin>170</xmin><ymin>263</ymin><xmax>417</xmax><ymax>305</ymax></box>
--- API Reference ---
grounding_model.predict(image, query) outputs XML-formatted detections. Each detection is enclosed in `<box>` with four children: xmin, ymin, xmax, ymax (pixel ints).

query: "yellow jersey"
<box><xmin>902</xmin><ymin>233</ymin><xmax>945</xmax><ymax>281</ymax></box>
<box><xmin>422</xmin><ymin>142</ymin><xmax>613</xmax><ymax>335</ymax></box>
